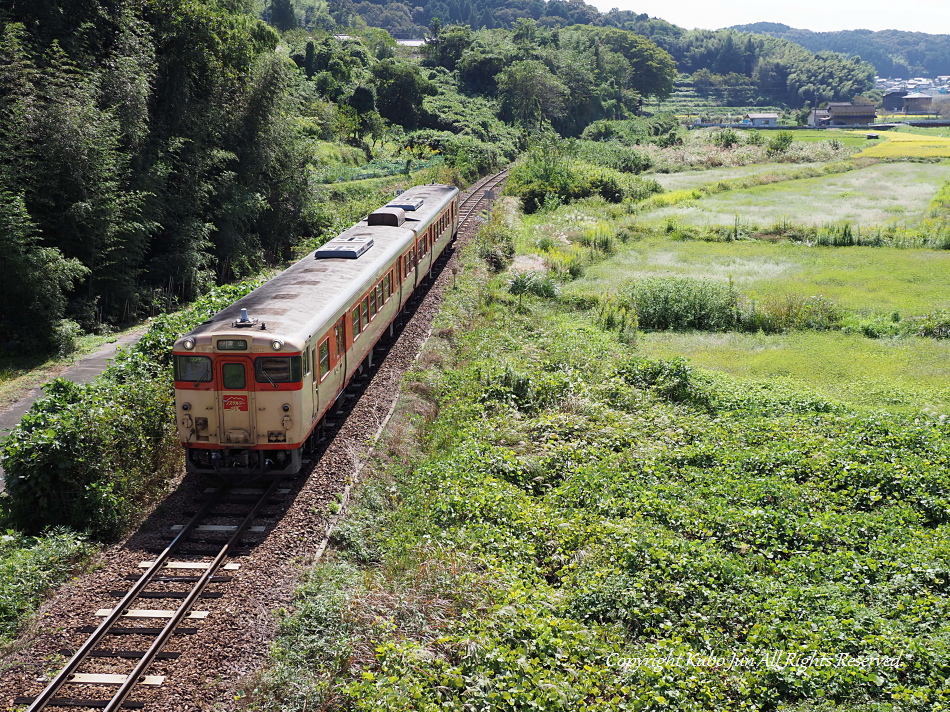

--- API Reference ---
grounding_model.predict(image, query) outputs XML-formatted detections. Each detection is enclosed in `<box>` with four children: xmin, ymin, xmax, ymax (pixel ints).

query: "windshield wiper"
<box><xmin>261</xmin><ymin>368</ymin><xmax>277</xmax><ymax>388</ymax></box>
<box><xmin>193</xmin><ymin>365</ymin><xmax>211</xmax><ymax>388</ymax></box>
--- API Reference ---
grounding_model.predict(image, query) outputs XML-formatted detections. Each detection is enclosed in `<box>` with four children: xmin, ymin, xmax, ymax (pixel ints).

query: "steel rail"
<box><xmin>25</xmin><ymin>490</ymin><xmax>224</xmax><ymax>712</ymax></box>
<box><xmin>102</xmin><ymin>477</ymin><xmax>284</xmax><ymax>712</ymax></box>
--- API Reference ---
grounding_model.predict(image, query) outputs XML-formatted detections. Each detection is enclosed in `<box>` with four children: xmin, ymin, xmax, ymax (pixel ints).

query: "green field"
<box><xmin>651</xmin><ymin>162</ymin><xmax>825</xmax><ymax>191</ymax></box>
<box><xmin>645</xmin><ymin>161</ymin><xmax>950</xmax><ymax>227</ymax></box>
<box><xmin>638</xmin><ymin>330</ymin><xmax>950</xmax><ymax>414</ymax></box>
<box><xmin>569</xmin><ymin>235</ymin><xmax>950</xmax><ymax>315</ymax></box>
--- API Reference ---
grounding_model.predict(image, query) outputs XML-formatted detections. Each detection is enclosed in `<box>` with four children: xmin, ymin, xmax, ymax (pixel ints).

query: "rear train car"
<box><xmin>172</xmin><ymin>184</ymin><xmax>459</xmax><ymax>478</ymax></box>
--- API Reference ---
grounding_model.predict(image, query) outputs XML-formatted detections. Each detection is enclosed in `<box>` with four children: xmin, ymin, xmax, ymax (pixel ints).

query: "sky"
<box><xmin>585</xmin><ymin>0</ymin><xmax>950</xmax><ymax>35</ymax></box>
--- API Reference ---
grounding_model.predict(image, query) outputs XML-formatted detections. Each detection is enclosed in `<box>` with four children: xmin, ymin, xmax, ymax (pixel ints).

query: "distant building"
<box><xmin>827</xmin><ymin>102</ymin><xmax>877</xmax><ymax>126</ymax></box>
<box><xmin>903</xmin><ymin>93</ymin><xmax>933</xmax><ymax>113</ymax></box>
<box><xmin>746</xmin><ymin>113</ymin><xmax>779</xmax><ymax>127</ymax></box>
<box><xmin>882</xmin><ymin>90</ymin><xmax>906</xmax><ymax>112</ymax></box>
<box><xmin>807</xmin><ymin>108</ymin><xmax>830</xmax><ymax>126</ymax></box>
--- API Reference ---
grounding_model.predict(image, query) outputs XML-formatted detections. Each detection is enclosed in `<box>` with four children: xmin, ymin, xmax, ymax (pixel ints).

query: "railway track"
<box><xmin>10</xmin><ymin>168</ymin><xmax>508</xmax><ymax>712</ymax></box>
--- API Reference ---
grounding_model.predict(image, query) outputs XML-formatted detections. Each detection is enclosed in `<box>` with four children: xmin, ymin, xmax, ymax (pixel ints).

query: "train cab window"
<box><xmin>370</xmin><ymin>290</ymin><xmax>377</xmax><ymax>317</ymax></box>
<box><xmin>361</xmin><ymin>297</ymin><xmax>369</xmax><ymax>327</ymax></box>
<box><xmin>255</xmin><ymin>356</ymin><xmax>302</xmax><ymax>384</ymax></box>
<box><xmin>352</xmin><ymin>308</ymin><xmax>362</xmax><ymax>339</ymax></box>
<box><xmin>174</xmin><ymin>355</ymin><xmax>212</xmax><ymax>383</ymax></box>
<box><xmin>319</xmin><ymin>339</ymin><xmax>330</xmax><ymax>380</ymax></box>
<box><xmin>222</xmin><ymin>362</ymin><xmax>246</xmax><ymax>390</ymax></box>
<box><xmin>383</xmin><ymin>274</ymin><xmax>391</xmax><ymax>300</ymax></box>
<box><xmin>303</xmin><ymin>347</ymin><xmax>312</xmax><ymax>376</ymax></box>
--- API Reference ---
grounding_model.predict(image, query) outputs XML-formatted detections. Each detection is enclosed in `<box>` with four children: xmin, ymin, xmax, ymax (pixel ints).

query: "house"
<box><xmin>746</xmin><ymin>113</ymin><xmax>779</xmax><ymax>127</ymax></box>
<box><xmin>825</xmin><ymin>102</ymin><xmax>877</xmax><ymax>126</ymax></box>
<box><xmin>882</xmin><ymin>90</ymin><xmax>906</xmax><ymax>112</ymax></box>
<box><xmin>807</xmin><ymin>108</ymin><xmax>830</xmax><ymax>126</ymax></box>
<box><xmin>903</xmin><ymin>93</ymin><xmax>933</xmax><ymax>113</ymax></box>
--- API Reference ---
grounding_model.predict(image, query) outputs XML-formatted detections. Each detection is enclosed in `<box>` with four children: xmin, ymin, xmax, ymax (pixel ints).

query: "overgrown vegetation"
<box><xmin>0</xmin><ymin>529</ymin><xmax>90</xmax><ymax>646</ymax></box>
<box><xmin>0</xmin><ymin>280</ymin><xmax>262</xmax><ymax>540</ymax></box>
<box><xmin>246</xmin><ymin>202</ymin><xmax>950</xmax><ymax>711</ymax></box>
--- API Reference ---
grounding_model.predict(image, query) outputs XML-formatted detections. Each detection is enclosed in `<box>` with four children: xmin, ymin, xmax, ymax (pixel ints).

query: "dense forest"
<box><xmin>732</xmin><ymin>23</ymin><xmax>950</xmax><ymax>79</ymax></box>
<box><xmin>300</xmin><ymin>0</ymin><xmax>876</xmax><ymax>106</ymax></box>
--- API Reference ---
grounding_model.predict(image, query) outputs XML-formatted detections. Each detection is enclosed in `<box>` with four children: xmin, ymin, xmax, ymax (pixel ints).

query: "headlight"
<box><xmin>271</xmin><ymin>339</ymin><xmax>283</xmax><ymax>351</ymax></box>
<box><xmin>282</xmin><ymin>404</ymin><xmax>291</xmax><ymax>412</ymax></box>
<box><xmin>182</xmin><ymin>338</ymin><xmax>195</xmax><ymax>350</ymax></box>
<box><xmin>182</xmin><ymin>403</ymin><xmax>191</xmax><ymax>411</ymax></box>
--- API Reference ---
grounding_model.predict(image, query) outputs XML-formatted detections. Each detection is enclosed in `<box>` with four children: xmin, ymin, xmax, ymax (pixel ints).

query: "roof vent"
<box><xmin>368</xmin><ymin>207</ymin><xmax>406</xmax><ymax>227</ymax></box>
<box><xmin>386</xmin><ymin>197</ymin><xmax>424</xmax><ymax>211</ymax></box>
<box><xmin>233</xmin><ymin>308</ymin><xmax>258</xmax><ymax>328</ymax></box>
<box><xmin>315</xmin><ymin>236</ymin><xmax>374</xmax><ymax>259</ymax></box>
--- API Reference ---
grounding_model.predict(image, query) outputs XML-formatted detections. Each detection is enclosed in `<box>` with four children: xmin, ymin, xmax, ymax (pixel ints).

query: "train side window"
<box><xmin>222</xmin><ymin>362</ymin><xmax>246</xmax><ymax>390</ymax></box>
<box><xmin>352</xmin><ymin>308</ymin><xmax>361</xmax><ymax>339</ymax></box>
<box><xmin>376</xmin><ymin>282</ymin><xmax>383</xmax><ymax>307</ymax></box>
<box><xmin>383</xmin><ymin>274</ymin><xmax>390</xmax><ymax>300</ymax></box>
<box><xmin>361</xmin><ymin>297</ymin><xmax>369</xmax><ymax>327</ymax></box>
<box><xmin>174</xmin><ymin>355</ymin><xmax>212</xmax><ymax>383</ymax></box>
<box><xmin>370</xmin><ymin>289</ymin><xmax>377</xmax><ymax>317</ymax></box>
<box><xmin>319</xmin><ymin>339</ymin><xmax>330</xmax><ymax>380</ymax></box>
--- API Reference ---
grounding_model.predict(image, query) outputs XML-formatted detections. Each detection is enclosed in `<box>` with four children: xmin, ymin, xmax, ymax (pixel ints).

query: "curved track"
<box><xmin>8</xmin><ymin>168</ymin><xmax>508</xmax><ymax>712</ymax></box>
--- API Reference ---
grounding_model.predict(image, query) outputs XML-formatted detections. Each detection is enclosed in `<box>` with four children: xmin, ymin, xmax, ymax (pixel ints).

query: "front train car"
<box><xmin>172</xmin><ymin>183</ymin><xmax>459</xmax><ymax>479</ymax></box>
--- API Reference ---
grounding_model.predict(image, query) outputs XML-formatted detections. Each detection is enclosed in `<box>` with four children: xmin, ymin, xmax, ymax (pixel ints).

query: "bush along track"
<box><xmin>245</xmin><ymin>208</ymin><xmax>950</xmax><ymax>711</ymax></box>
<box><xmin>0</xmin><ymin>279</ymin><xmax>263</xmax><ymax>541</ymax></box>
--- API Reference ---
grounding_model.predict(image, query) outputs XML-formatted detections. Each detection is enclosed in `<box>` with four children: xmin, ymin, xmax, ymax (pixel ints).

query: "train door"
<box><xmin>216</xmin><ymin>356</ymin><xmax>256</xmax><ymax>446</ymax></box>
<box><xmin>309</xmin><ymin>345</ymin><xmax>319</xmax><ymax>420</ymax></box>
<box><xmin>334</xmin><ymin>317</ymin><xmax>346</xmax><ymax>394</ymax></box>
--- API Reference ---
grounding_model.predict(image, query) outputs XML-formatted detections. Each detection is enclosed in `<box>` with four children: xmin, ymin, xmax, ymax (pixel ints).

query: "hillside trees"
<box><xmin>0</xmin><ymin>0</ymin><xmax>312</xmax><ymax>350</ymax></box>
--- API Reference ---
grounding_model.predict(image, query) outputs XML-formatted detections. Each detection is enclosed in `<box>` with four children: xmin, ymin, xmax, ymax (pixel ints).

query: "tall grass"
<box><xmin>614</xmin><ymin>277</ymin><xmax>845</xmax><ymax>335</ymax></box>
<box><xmin>623</xmin><ymin>277</ymin><xmax>741</xmax><ymax>331</ymax></box>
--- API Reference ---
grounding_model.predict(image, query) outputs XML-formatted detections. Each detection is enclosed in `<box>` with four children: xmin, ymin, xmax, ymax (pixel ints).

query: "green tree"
<box><xmin>0</xmin><ymin>192</ymin><xmax>87</xmax><ymax>351</ymax></box>
<box><xmin>497</xmin><ymin>59</ymin><xmax>569</xmax><ymax>131</ymax></box>
<box><xmin>371</xmin><ymin>59</ymin><xmax>436</xmax><ymax>129</ymax></box>
<box><xmin>269</xmin><ymin>0</ymin><xmax>298</xmax><ymax>32</ymax></box>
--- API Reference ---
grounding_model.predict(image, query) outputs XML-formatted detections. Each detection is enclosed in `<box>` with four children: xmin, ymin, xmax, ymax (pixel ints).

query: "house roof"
<box><xmin>828</xmin><ymin>104</ymin><xmax>876</xmax><ymax>115</ymax></box>
<box><xmin>903</xmin><ymin>92</ymin><xmax>933</xmax><ymax>99</ymax></box>
<box><xmin>747</xmin><ymin>113</ymin><xmax>779</xmax><ymax>119</ymax></box>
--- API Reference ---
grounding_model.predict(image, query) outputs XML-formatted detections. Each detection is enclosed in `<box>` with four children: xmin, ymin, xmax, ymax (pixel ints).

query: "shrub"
<box><xmin>474</xmin><ymin>207</ymin><xmax>516</xmax><ymax>272</ymax></box>
<box><xmin>623</xmin><ymin>277</ymin><xmax>740</xmax><ymax>331</ymax></box>
<box><xmin>0</xmin><ymin>529</ymin><xmax>90</xmax><ymax>642</ymax></box>
<box><xmin>767</xmin><ymin>131</ymin><xmax>794</xmax><ymax>156</ymax></box>
<box><xmin>913</xmin><ymin>310</ymin><xmax>950</xmax><ymax>339</ymax></box>
<box><xmin>508</xmin><ymin>271</ymin><xmax>559</xmax><ymax>299</ymax></box>
<box><xmin>596</xmin><ymin>296</ymin><xmax>638</xmax><ymax>343</ymax></box>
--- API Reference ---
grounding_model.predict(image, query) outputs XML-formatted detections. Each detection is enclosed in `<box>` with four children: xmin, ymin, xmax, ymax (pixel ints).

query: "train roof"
<box><xmin>175</xmin><ymin>184</ymin><xmax>458</xmax><ymax>353</ymax></box>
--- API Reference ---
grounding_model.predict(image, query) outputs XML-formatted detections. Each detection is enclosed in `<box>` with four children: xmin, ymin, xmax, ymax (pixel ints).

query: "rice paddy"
<box><xmin>855</xmin><ymin>130</ymin><xmax>950</xmax><ymax>158</ymax></box>
<box><xmin>643</xmin><ymin>161</ymin><xmax>950</xmax><ymax>227</ymax></box>
<box><xmin>569</xmin><ymin>235</ymin><xmax>950</xmax><ymax>315</ymax></box>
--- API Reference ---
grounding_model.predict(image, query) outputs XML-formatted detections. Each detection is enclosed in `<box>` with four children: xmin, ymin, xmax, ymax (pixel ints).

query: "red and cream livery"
<box><xmin>172</xmin><ymin>184</ymin><xmax>459</xmax><ymax>477</ymax></box>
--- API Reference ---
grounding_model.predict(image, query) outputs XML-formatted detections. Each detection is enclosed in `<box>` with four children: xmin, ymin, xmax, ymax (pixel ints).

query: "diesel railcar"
<box><xmin>172</xmin><ymin>184</ymin><xmax>460</xmax><ymax>477</ymax></box>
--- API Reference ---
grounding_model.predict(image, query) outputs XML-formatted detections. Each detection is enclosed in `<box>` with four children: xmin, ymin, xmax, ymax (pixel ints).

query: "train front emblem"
<box><xmin>223</xmin><ymin>395</ymin><xmax>249</xmax><ymax>412</ymax></box>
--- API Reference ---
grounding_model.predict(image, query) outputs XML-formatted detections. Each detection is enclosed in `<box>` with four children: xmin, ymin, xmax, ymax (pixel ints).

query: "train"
<box><xmin>172</xmin><ymin>183</ymin><xmax>460</xmax><ymax>477</ymax></box>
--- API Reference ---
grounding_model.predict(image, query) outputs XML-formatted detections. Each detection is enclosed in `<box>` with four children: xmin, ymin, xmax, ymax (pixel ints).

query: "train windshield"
<box><xmin>174</xmin><ymin>355</ymin><xmax>212</xmax><ymax>383</ymax></box>
<box><xmin>255</xmin><ymin>356</ymin><xmax>302</xmax><ymax>384</ymax></box>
